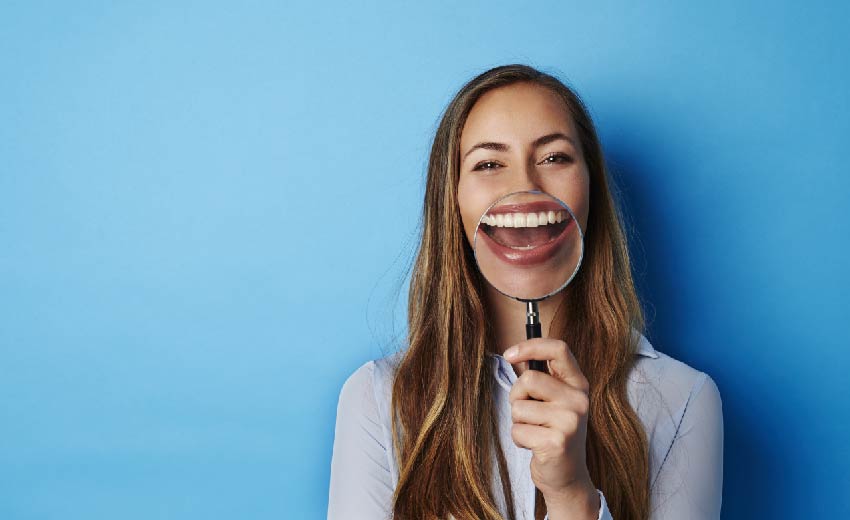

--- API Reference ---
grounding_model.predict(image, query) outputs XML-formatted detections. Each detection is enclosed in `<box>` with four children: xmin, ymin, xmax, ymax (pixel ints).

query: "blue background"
<box><xmin>1</xmin><ymin>2</ymin><xmax>848</xmax><ymax>518</ymax></box>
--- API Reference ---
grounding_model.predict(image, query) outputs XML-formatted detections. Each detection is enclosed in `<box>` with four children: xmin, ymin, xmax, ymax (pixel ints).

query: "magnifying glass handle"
<box><xmin>525</xmin><ymin>301</ymin><xmax>547</xmax><ymax>372</ymax></box>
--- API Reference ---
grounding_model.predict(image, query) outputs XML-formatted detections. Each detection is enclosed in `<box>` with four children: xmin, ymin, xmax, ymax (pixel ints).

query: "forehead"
<box><xmin>460</xmin><ymin>82</ymin><xmax>576</xmax><ymax>147</ymax></box>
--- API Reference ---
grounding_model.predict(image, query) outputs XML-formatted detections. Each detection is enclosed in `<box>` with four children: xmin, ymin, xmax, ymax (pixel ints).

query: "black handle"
<box><xmin>526</xmin><ymin>322</ymin><xmax>547</xmax><ymax>372</ymax></box>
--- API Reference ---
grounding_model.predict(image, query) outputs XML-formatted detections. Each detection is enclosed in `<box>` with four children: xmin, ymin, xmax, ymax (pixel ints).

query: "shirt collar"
<box><xmin>634</xmin><ymin>330</ymin><xmax>660</xmax><ymax>359</ymax></box>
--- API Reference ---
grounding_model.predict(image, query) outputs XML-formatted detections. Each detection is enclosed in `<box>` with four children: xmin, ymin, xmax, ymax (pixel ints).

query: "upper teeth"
<box><xmin>483</xmin><ymin>210</ymin><xmax>566</xmax><ymax>228</ymax></box>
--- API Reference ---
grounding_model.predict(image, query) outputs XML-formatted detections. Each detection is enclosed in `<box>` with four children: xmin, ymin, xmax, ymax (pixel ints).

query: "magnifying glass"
<box><xmin>472</xmin><ymin>190</ymin><xmax>584</xmax><ymax>372</ymax></box>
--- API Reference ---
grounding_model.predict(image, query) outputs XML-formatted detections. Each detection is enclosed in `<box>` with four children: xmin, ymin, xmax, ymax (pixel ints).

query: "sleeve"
<box><xmin>327</xmin><ymin>361</ymin><xmax>394</xmax><ymax>520</ymax></box>
<box><xmin>543</xmin><ymin>489</ymin><xmax>612</xmax><ymax>520</ymax></box>
<box><xmin>650</xmin><ymin>374</ymin><xmax>724</xmax><ymax>519</ymax></box>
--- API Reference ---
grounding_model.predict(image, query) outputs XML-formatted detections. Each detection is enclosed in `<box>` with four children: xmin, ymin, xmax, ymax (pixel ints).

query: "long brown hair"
<box><xmin>390</xmin><ymin>64</ymin><xmax>650</xmax><ymax>520</ymax></box>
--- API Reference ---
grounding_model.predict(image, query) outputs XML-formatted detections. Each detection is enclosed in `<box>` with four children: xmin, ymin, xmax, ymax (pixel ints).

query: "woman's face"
<box><xmin>457</xmin><ymin>82</ymin><xmax>591</xmax><ymax>259</ymax></box>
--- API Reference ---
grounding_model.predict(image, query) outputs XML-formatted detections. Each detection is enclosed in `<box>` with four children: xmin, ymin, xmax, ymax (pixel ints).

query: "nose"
<box><xmin>509</xmin><ymin>162</ymin><xmax>545</xmax><ymax>194</ymax></box>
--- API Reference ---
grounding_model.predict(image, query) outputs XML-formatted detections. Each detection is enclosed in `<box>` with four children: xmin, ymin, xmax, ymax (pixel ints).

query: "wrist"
<box><xmin>541</xmin><ymin>479</ymin><xmax>599</xmax><ymax>520</ymax></box>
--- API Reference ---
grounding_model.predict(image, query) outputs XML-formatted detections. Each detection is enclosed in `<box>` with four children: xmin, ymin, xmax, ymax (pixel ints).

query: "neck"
<box><xmin>486</xmin><ymin>285</ymin><xmax>565</xmax><ymax>356</ymax></box>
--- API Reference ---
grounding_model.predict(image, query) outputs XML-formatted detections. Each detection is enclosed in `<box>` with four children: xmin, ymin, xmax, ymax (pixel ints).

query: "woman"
<box><xmin>328</xmin><ymin>64</ymin><xmax>723</xmax><ymax>520</ymax></box>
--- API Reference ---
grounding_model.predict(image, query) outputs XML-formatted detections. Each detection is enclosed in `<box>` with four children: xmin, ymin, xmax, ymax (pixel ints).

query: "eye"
<box><xmin>540</xmin><ymin>153</ymin><xmax>573</xmax><ymax>164</ymax></box>
<box><xmin>472</xmin><ymin>160</ymin><xmax>503</xmax><ymax>171</ymax></box>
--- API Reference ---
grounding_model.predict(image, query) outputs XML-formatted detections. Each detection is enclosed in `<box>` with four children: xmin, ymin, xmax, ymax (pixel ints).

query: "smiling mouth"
<box><xmin>481</xmin><ymin>207</ymin><xmax>570</xmax><ymax>249</ymax></box>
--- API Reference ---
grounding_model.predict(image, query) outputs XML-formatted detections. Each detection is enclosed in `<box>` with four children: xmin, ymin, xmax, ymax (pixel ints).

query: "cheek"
<box><xmin>545</xmin><ymin>179</ymin><xmax>588</xmax><ymax>223</ymax></box>
<box><xmin>574</xmin><ymin>176</ymin><xmax>591</xmax><ymax>232</ymax></box>
<box><xmin>456</xmin><ymin>179</ymin><xmax>490</xmax><ymax>244</ymax></box>
<box><xmin>456</xmin><ymin>184</ymin><xmax>474</xmax><ymax>245</ymax></box>
<box><xmin>566</xmin><ymin>168</ymin><xmax>591</xmax><ymax>230</ymax></box>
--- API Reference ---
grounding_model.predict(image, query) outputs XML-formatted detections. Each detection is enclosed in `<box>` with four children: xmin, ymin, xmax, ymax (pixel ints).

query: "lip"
<box><xmin>477</xmin><ymin>204</ymin><xmax>574</xmax><ymax>267</ymax></box>
<box><xmin>485</xmin><ymin>200</ymin><xmax>566</xmax><ymax>217</ymax></box>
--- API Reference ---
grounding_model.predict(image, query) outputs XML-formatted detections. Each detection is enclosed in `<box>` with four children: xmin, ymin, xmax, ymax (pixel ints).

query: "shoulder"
<box><xmin>337</xmin><ymin>350</ymin><xmax>402</xmax><ymax>404</ymax></box>
<box><xmin>329</xmin><ymin>356</ymin><xmax>403</xmax><ymax>517</ymax></box>
<box><xmin>334</xmin><ymin>360</ymin><xmax>380</xmax><ymax>441</ymax></box>
<box><xmin>333</xmin><ymin>351</ymin><xmax>405</xmax><ymax>487</ymax></box>
<box><xmin>337</xmin><ymin>359</ymin><xmax>376</xmax><ymax>408</ymax></box>
<box><xmin>628</xmin><ymin>332</ymin><xmax>722</xmax><ymax>415</ymax></box>
<box><xmin>627</xmin><ymin>333</ymin><xmax>724</xmax><ymax>484</ymax></box>
<box><xmin>373</xmin><ymin>349</ymin><xmax>405</xmax><ymax>386</ymax></box>
<box><xmin>335</xmin><ymin>350</ymin><xmax>405</xmax><ymax>435</ymax></box>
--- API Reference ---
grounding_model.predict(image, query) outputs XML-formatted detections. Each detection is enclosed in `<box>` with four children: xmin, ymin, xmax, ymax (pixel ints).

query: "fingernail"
<box><xmin>504</xmin><ymin>345</ymin><xmax>518</xmax><ymax>360</ymax></box>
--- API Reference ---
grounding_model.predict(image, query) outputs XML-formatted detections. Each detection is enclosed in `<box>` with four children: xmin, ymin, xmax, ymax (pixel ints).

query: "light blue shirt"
<box><xmin>328</xmin><ymin>333</ymin><xmax>723</xmax><ymax>519</ymax></box>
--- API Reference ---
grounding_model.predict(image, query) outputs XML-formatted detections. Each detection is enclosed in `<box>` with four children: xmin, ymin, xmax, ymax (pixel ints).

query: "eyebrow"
<box><xmin>462</xmin><ymin>132</ymin><xmax>577</xmax><ymax>161</ymax></box>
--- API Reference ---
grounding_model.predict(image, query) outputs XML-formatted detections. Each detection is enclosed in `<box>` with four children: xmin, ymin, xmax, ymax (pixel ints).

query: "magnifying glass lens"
<box><xmin>473</xmin><ymin>190</ymin><xmax>583</xmax><ymax>302</ymax></box>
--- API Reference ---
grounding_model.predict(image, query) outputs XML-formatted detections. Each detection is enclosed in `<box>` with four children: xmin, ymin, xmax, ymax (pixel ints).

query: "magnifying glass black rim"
<box><xmin>471</xmin><ymin>189</ymin><xmax>585</xmax><ymax>303</ymax></box>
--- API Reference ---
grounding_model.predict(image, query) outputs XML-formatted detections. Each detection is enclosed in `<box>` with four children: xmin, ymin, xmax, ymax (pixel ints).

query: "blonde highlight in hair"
<box><xmin>390</xmin><ymin>64</ymin><xmax>650</xmax><ymax>520</ymax></box>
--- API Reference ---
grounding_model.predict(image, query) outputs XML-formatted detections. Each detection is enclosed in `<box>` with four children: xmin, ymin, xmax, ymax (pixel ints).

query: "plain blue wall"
<box><xmin>1</xmin><ymin>2</ymin><xmax>848</xmax><ymax>518</ymax></box>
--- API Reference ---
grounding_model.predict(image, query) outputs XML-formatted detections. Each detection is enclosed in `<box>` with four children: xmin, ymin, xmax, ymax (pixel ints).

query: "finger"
<box><xmin>510</xmin><ymin>398</ymin><xmax>555</xmax><ymax>427</ymax></box>
<box><xmin>511</xmin><ymin>399</ymin><xmax>583</xmax><ymax>434</ymax></box>
<box><xmin>511</xmin><ymin>423</ymin><xmax>566</xmax><ymax>456</ymax></box>
<box><xmin>509</xmin><ymin>367</ymin><xmax>564</xmax><ymax>403</ymax></box>
<box><xmin>504</xmin><ymin>338</ymin><xmax>589</xmax><ymax>393</ymax></box>
<box><xmin>510</xmin><ymin>371</ymin><xmax>591</xmax><ymax>416</ymax></box>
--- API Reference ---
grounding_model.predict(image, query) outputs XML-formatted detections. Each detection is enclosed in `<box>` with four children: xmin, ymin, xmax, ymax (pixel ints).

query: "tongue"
<box><xmin>489</xmin><ymin>226</ymin><xmax>555</xmax><ymax>248</ymax></box>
